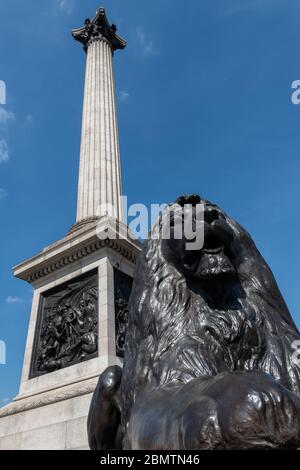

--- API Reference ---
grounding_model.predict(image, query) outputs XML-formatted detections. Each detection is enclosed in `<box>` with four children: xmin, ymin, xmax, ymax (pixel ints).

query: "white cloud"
<box><xmin>136</xmin><ymin>27</ymin><xmax>157</xmax><ymax>56</ymax></box>
<box><xmin>56</xmin><ymin>0</ymin><xmax>75</xmax><ymax>14</ymax></box>
<box><xmin>0</xmin><ymin>107</ymin><xmax>15</xmax><ymax>125</ymax></box>
<box><xmin>0</xmin><ymin>189</ymin><xmax>7</xmax><ymax>200</ymax></box>
<box><xmin>120</xmin><ymin>91</ymin><xmax>130</xmax><ymax>102</ymax></box>
<box><xmin>6</xmin><ymin>296</ymin><xmax>23</xmax><ymax>304</ymax></box>
<box><xmin>0</xmin><ymin>140</ymin><xmax>9</xmax><ymax>163</ymax></box>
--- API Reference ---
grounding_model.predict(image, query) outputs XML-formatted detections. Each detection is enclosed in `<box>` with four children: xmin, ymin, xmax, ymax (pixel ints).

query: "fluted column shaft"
<box><xmin>76</xmin><ymin>37</ymin><xmax>123</xmax><ymax>222</ymax></box>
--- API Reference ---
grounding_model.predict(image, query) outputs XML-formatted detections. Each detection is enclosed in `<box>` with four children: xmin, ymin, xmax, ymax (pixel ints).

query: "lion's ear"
<box><xmin>176</xmin><ymin>194</ymin><xmax>202</xmax><ymax>207</ymax></box>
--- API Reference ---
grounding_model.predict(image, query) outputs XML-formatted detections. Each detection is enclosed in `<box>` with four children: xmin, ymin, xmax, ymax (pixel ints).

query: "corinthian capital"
<box><xmin>72</xmin><ymin>7</ymin><xmax>126</xmax><ymax>52</ymax></box>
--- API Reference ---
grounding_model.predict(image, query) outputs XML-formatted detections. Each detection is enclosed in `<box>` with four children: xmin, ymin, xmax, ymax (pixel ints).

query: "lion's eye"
<box><xmin>204</xmin><ymin>209</ymin><xmax>220</xmax><ymax>224</ymax></box>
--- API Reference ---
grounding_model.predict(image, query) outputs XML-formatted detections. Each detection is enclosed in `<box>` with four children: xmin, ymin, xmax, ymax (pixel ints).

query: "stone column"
<box><xmin>72</xmin><ymin>8</ymin><xmax>126</xmax><ymax>224</ymax></box>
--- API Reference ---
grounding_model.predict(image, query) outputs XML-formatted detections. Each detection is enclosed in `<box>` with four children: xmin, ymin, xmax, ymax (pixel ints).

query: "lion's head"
<box><xmin>121</xmin><ymin>195</ymin><xmax>300</xmax><ymax>430</ymax></box>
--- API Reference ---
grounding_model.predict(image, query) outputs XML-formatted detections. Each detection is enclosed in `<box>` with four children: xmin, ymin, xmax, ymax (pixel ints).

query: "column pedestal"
<box><xmin>0</xmin><ymin>8</ymin><xmax>135</xmax><ymax>450</ymax></box>
<box><xmin>0</xmin><ymin>220</ymin><xmax>140</xmax><ymax>449</ymax></box>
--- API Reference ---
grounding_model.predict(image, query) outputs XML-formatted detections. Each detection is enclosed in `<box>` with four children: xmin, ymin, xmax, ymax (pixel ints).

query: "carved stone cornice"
<box><xmin>13</xmin><ymin>218</ymin><xmax>142</xmax><ymax>285</ymax></box>
<box><xmin>72</xmin><ymin>7</ymin><xmax>126</xmax><ymax>52</ymax></box>
<box><xmin>26</xmin><ymin>239</ymin><xmax>136</xmax><ymax>283</ymax></box>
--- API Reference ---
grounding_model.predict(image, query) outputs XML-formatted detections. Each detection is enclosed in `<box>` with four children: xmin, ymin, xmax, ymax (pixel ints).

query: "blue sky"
<box><xmin>1</xmin><ymin>0</ymin><xmax>300</xmax><ymax>405</ymax></box>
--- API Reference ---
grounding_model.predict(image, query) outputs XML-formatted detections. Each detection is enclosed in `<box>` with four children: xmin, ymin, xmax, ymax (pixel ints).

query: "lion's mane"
<box><xmin>121</xmin><ymin>201</ymin><xmax>300</xmax><ymax>431</ymax></box>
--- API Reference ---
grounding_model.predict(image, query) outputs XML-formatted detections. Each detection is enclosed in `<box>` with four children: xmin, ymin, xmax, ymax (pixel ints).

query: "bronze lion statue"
<box><xmin>88</xmin><ymin>195</ymin><xmax>300</xmax><ymax>450</ymax></box>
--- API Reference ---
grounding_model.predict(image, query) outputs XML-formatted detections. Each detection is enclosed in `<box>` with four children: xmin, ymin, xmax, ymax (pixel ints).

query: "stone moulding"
<box><xmin>13</xmin><ymin>218</ymin><xmax>141</xmax><ymax>284</ymax></box>
<box><xmin>26</xmin><ymin>238</ymin><xmax>137</xmax><ymax>283</ymax></box>
<box><xmin>0</xmin><ymin>380</ymin><xmax>98</xmax><ymax>418</ymax></box>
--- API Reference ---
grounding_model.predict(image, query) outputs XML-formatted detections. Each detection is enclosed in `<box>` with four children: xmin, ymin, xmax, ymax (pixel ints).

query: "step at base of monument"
<box><xmin>0</xmin><ymin>380</ymin><xmax>96</xmax><ymax>450</ymax></box>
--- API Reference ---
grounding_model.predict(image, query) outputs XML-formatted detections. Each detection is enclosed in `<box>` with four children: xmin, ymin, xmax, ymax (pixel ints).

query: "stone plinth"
<box><xmin>0</xmin><ymin>219</ymin><xmax>141</xmax><ymax>449</ymax></box>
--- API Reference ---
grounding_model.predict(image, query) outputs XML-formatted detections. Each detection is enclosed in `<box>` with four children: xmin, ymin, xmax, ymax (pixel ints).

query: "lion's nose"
<box><xmin>204</xmin><ymin>208</ymin><xmax>219</xmax><ymax>225</ymax></box>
